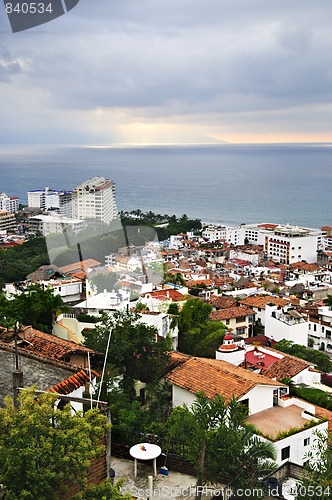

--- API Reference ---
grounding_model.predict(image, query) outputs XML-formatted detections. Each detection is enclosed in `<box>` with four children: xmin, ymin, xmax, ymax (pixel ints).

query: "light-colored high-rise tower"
<box><xmin>0</xmin><ymin>192</ymin><xmax>19</xmax><ymax>213</ymax></box>
<box><xmin>72</xmin><ymin>177</ymin><xmax>117</xmax><ymax>224</ymax></box>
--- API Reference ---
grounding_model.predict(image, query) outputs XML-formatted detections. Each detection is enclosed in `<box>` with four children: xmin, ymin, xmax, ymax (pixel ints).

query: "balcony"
<box><xmin>271</xmin><ymin>310</ymin><xmax>306</xmax><ymax>326</ymax></box>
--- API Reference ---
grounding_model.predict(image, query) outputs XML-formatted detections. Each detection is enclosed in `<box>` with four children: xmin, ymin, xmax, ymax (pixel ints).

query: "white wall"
<box><xmin>240</xmin><ymin>385</ymin><xmax>275</xmax><ymax>415</ymax></box>
<box><xmin>265</xmin><ymin>305</ymin><xmax>308</xmax><ymax>346</ymax></box>
<box><xmin>292</xmin><ymin>367</ymin><xmax>321</xmax><ymax>385</ymax></box>
<box><xmin>215</xmin><ymin>349</ymin><xmax>245</xmax><ymax>365</ymax></box>
<box><xmin>53</xmin><ymin>316</ymin><xmax>99</xmax><ymax>344</ymax></box>
<box><xmin>172</xmin><ymin>385</ymin><xmax>196</xmax><ymax>408</ymax></box>
<box><xmin>269</xmin><ymin>421</ymin><xmax>328</xmax><ymax>466</ymax></box>
<box><xmin>138</xmin><ymin>312</ymin><xmax>178</xmax><ymax>348</ymax></box>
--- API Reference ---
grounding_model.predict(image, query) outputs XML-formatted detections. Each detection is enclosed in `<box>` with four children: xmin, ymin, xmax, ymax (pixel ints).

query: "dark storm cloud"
<box><xmin>1</xmin><ymin>0</ymin><xmax>332</xmax><ymax>141</ymax></box>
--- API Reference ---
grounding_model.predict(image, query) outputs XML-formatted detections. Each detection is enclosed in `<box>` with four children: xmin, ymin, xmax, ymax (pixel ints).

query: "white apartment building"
<box><xmin>202</xmin><ymin>225</ymin><xmax>226</xmax><ymax>242</ymax></box>
<box><xmin>72</xmin><ymin>177</ymin><xmax>117</xmax><ymax>224</ymax></box>
<box><xmin>265</xmin><ymin>304</ymin><xmax>308</xmax><ymax>346</ymax></box>
<box><xmin>29</xmin><ymin>214</ymin><xmax>85</xmax><ymax>236</ymax></box>
<box><xmin>0</xmin><ymin>211</ymin><xmax>16</xmax><ymax>232</ymax></box>
<box><xmin>261</xmin><ymin>225</ymin><xmax>320</xmax><ymax>265</ymax></box>
<box><xmin>45</xmin><ymin>191</ymin><xmax>72</xmax><ymax>217</ymax></box>
<box><xmin>138</xmin><ymin>311</ymin><xmax>179</xmax><ymax>349</ymax></box>
<box><xmin>238</xmin><ymin>223</ymin><xmax>322</xmax><ymax>264</ymax></box>
<box><xmin>28</xmin><ymin>188</ymin><xmax>72</xmax><ymax>217</ymax></box>
<box><xmin>308</xmin><ymin>305</ymin><xmax>332</xmax><ymax>352</ymax></box>
<box><xmin>225</xmin><ymin>226</ymin><xmax>240</xmax><ymax>245</ymax></box>
<box><xmin>238</xmin><ymin>223</ymin><xmax>262</xmax><ymax>245</ymax></box>
<box><xmin>202</xmin><ymin>225</ymin><xmax>240</xmax><ymax>245</ymax></box>
<box><xmin>28</xmin><ymin>187</ymin><xmax>54</xmax><ymax>209</ymax></box>
<box><xmin>0</xmin><ymin>193</ymin><xmax>19</xmax><ymax>213</ymax></box>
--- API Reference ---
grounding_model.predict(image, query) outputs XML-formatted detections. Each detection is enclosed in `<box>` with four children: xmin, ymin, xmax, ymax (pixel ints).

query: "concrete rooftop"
<box><xmin>247</xmin><ymin>405</ymin><xmax>310</xmax><ymax>440</ymax></box>
<box><xmin>110</xmin><ymin>456</ymin><xmax>198</xmax><ymax>499</ymax></box>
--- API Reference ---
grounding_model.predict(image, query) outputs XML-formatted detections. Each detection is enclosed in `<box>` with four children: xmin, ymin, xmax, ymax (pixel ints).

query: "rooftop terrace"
<box><xmin>247</xmin><ymin>405</ymin><xmax>315</xmax><ymax>440</ymax></box>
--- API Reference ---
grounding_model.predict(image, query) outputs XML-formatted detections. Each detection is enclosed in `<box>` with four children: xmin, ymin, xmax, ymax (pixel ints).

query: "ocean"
<box><xmin>1</xmin><ymin>143</ymin><xmax>331</xmax><ymax>228</ymax></box>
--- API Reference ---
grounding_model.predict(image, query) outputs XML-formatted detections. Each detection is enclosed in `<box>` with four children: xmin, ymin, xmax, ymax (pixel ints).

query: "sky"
<box><xmin>1</xmin><ymin>0</ymin><xmax>332</xmax><ymax>144</ymax></box>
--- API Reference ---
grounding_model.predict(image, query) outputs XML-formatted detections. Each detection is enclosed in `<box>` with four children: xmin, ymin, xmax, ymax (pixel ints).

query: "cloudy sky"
<box><xmin>1</xmin><ymin>0</ymin><xmax>332</xmax><ymax>144</ymax></box>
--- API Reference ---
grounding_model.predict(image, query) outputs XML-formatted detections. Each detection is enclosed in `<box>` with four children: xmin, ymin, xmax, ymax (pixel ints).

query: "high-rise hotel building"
<box><xmin>72</xmin><ymin>177</ymin><xmax>117</xmax><ymax>224</ymax></box>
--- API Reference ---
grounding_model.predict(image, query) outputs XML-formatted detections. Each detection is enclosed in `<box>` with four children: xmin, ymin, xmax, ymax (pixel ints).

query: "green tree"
<box><xmin>324</xmin><ymin>294</ymin><xmax>332</xmax><ymax>310</ymax></box>
<box><xmin>168</xmin><ymin>392</ymin><xmax>276</xmax><ymax>500</ymax></box>
<box><xmin>295</xmin><ymin>430</ymin><xmax>332</xmax><ymax>500</ymax></box>
<box><xmin>164</xmin><ymin>271</ymin><xmax>186</xmax><ymax>286</ymax></box>
<box><xmin>178</xmin><ymin>298</ymin><xmax>226</xmax><ymax>356</ymax></box>
<box><xmin>73</xmin><ymin>479</ymin><xmax>130</xmax><ymax>499</ymax></box>
<box><xmin>83</xmin><ymin>310</ymin><xmax>171</xmax><ymax>398</ymax></box>
<box><xmin>275</xmin><ymin>340</ymin><xmax>332</xmax><ymax>373</ymax></box>
<box><xmin>0</xmin><ymin>284</ymin><xmax>68</xmax><ymax>333</ymax></box>
<box><xmin>89</xmin><ymin>272</ymin><xmax>118</xmax><ymax>293</ymax></box>
<box><xmin>0</xmin><ymin>388</ymin><xmax>107</xmax><ymax>500</ymax></box>
<box><xmin>0</xmin><ymin>234</ymin><xmax>49</xmax><ymax>286</ymax></box>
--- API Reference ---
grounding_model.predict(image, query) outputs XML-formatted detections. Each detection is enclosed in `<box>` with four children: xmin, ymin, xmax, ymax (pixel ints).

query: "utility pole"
<box><xmin>13</xmin><ymin>322</ymin><xmax>23</xmax><ymax>409</ymax></box>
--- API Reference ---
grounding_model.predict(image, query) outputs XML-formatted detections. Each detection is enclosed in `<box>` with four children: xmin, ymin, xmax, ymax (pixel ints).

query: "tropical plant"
<box><xmin>167</xmin><ymin>391</ymin><xmax>276</xmax><ymax>500</ymax></box>
<box><xmin>83</xmin><ymin>310</ymin><xmax>171</xmax><ymax>398</ymax></box>
<box><xmin>323</xmin><ymin>294</ymin><xmax>332</xmax><ymax>310</ymax></box>
<box><xmin>275</xmin><ymin>339</ymin><xmax>332</xmax><ymax>373</ymax></box>
<box><xmin>73</xmin><ymin>478</ymin><xmax>130</xmax><ymax>499</ymax></box>
<box><xmin>295</xmin><ymin>430</ymin><xmax>332</xmax><ymax>500</ymax></box>
<box><xmin>177</xmin><ymin>298</ymin><xmax>226</xmax><ymax>356</ymax></box>
<box><xmin>0</xmin><ymin>284</ymin><xmax>68</xmax><ymax>333</ymax></box>
<box><xmin>0</xmin><ymin>387</ymin><xmax>107</xmax><ymax>500</ymax></box>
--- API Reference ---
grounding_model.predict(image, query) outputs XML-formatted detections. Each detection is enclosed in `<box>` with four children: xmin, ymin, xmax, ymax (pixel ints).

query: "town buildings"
<box><xmin>308</xmin><ymin>303</ymin><xmax>332</xmax><ymax>352</ymax></box>
<box><xmin>72</xmin><ymin>177</ymin><xmax>117</xmax><ymax>224</ymax></box>
<box><xmin>28</xmin><ymin>214</ymin><xmax>86</xmax><ymax>236</ymax></box>
<box><xmin>165</xmin><ymin>355</ymin><xmax>329</xmax><ymax>467</ymax></box>
<box><xmin>28</xmin><ymin>187</ymin><xmax>72</xmax><ymax>216</ymax></box>
<box><xmin>0</xmin><ymin>210</ymin><xmax>16</xmax><ymax>232</ymax></box>
<box><xmin>0</xmin><ymin>192</ymin><xmax>19</xmax><ymax>213</ymax></box>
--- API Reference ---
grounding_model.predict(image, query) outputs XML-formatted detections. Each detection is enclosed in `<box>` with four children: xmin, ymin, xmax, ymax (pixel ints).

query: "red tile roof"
<box><xmin>245</xmin><ymin>336</ymin><xmax>277</xmax><ymax>347</ymax></box>
<box><xmin>240</xmin><ymin>295</ymin><xmax>290</xmax><ymax>309</ymax></box>
<box><xmin>17</xmin><ymin>326</ymin><xmax>98</xmax><ymax>364</ymax></box>
<box><xmin>289</xmin><ymin>261</ymin><xmax>320</xmax><ymax>272</ymax></box>
<box><xmin>59</xmin><ymin>259</ymin><xmax>101</xmax><ymax>274</ymax></box>
<box><xmin>209</xmin><ymin>295</ymin><xmax>238</xmax><ymax>310</ymax></box>
<box><xmin>146</xmin><ymin>289</ymin><xmax>185</xmax><ymax>302</ymax></box>
<box><xmin>261</xmin><ymin>352</ymin><xmax>313</xmax><ymax>380</ymax></box>
<box><xmin>165</xmin><ymin>357</ymin><xmax>284</xmax><ymax>401</ymax></box>
<box><xmin>210</xmin><ymin>306</ymin><xmax>255</xmax><ymax>321</ymax></box>
<box><xmin>164</xmin><ymin>351</ymin><xmax>191</xmax><ymax>374</ymax></box>
<box><xmin>187</xmin><ymin>279</ymin><xmax>213</xmax><ymax>287</ymax></box>
<box><xmin>49</xmin><ymin>369</ymin><xmax>95</xmax><ymax>395</ymax></box>
<box><xmin>259</xmin><ymin>223</ymin><xmax>278</xmax><ymax>230</ymax></box>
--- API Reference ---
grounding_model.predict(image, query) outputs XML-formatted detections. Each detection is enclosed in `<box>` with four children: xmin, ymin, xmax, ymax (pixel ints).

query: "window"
<box><xmin>236</xmin><ymin>316</ymin><xmax>246</xmax><ymax>323</ymax></box>
<box><xmin>304</xmin><ymin>437</ymin><xmax>310</xmax><ymax>446</ymax></box>
<box><xmin>314</xmin><ymin>324</ymin><xmax>316</xmax><ymax>332</ymax></box>
<box><xmin>326</xmin><ymin>330</ymin><xmax>331</xmax><ymax>340</ymax></box>
<box><xmin>281</xmin><ymin>446</ymin><xmax>290</xmax><ymax>461</ymax></box>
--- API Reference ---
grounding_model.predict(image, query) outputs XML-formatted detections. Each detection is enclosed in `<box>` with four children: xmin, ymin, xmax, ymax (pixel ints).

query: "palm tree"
<box><xmin>216</xmin><ymin>426</ymin><xmax>276</xmax><ymax>496</ymax></box>
<box><xmin>168</xmin><ymin>392</ymin><xmax>276</xmax><ymax>500</ymax></box>
<box><xmin>324</xmin><ymin>294</ymin><xmax>332</xmax><ymax>310</ymax></box>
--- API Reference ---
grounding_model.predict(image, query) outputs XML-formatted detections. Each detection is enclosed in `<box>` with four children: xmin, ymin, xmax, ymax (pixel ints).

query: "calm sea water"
<box><xmin>0</xmin><ymin>143</ymin><xmax>331</xmax><ymax>228</ymax></box>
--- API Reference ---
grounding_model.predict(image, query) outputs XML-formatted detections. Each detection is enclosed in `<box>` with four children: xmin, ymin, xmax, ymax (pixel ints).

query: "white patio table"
<box><xmin>129</xmin><ymin>443</ymin><xmax>161</xmax><ymax>477</ymax></box>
